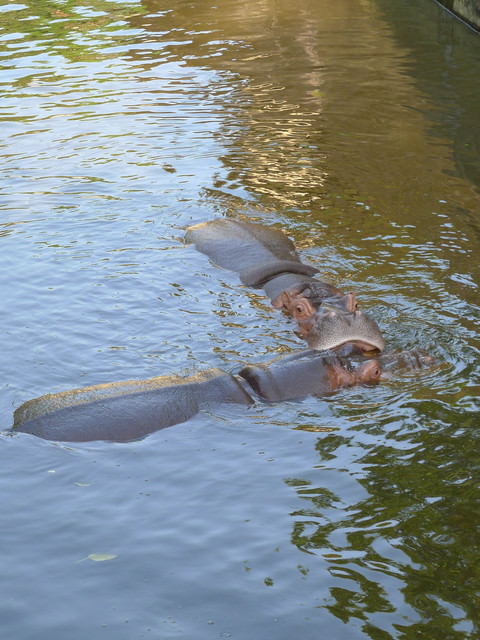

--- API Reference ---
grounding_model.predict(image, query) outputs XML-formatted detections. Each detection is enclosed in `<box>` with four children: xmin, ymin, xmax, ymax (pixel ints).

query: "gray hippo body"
<box><xmin>12</xmin><ymin>353</ymin><xmax>381</xmax><ymax>443</ymax></box>
<box><xmin>239</xmin><ymin>353</ymin><xmax>381</xmax><ymax>402</ymax></box>
<box><xmin>13</xmin><ymin>369</ymin><xmax>253</xmax><ymax>443</ymax></box>
<box><xmin>185</xmin><ymin>219</ymin><xmax>343</xmax><ymax>308</ymax></box>
<box><xmin>185</xmin><ymin>218</ymin><xmax>302</xmax><ymax>275</ymax></box>
<box><xmin>185</xmin><ymin>219</ymin><xmax>384</xmax><ymax>351</ymax></box>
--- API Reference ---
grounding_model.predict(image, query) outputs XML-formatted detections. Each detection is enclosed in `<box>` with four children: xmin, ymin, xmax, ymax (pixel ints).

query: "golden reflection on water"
<box><xmin>133</xmin><ymin>0</ymin><xmax>480</xmax><ymax>289</ymax></box>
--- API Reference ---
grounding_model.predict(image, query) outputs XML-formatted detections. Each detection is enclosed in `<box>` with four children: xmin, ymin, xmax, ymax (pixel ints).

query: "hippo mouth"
<box><xmin>331</xmin><ymin>339</ymin><xmax>384</xmax><ymax>354</ymax></box>
<box><xmin>300</xmin><ymin>334</ymin><xmax>385</xmax><ymax>354</ymax></box>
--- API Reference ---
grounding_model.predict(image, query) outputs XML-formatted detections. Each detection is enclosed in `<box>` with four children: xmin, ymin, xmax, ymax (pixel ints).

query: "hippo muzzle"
<box><xmin>297</xmin><ymin>306</ymin><xmax>386</xmax><ymax>353</ymax></box>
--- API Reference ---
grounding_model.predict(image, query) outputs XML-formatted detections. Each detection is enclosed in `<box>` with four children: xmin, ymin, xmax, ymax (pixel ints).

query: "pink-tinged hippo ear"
<box><xmin>277</xmin><ymin>289</ymin><xmax>296</xmax><ymax>311</ymax></box>
<box><xmin>343</xmin><ymin>292</ymin><xmax>358</xmax><ymax>312</ymax></box>
<box><xmin>271</xmin><ymin>293</ymin><xmax>286</xmax><ymax>309</ymax></box>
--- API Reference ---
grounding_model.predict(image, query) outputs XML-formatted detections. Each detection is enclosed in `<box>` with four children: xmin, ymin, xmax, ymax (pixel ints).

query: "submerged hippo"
<box><xmin>12</xmin><ymin>353</ymin><xmax>381</xmax><ymax>443</ymax></box>
<box><xmin>186</xmin><ymin>218</ymin><xmax>338</xmax><ymax>307</ymax></box>
<box><xmin>239</xmin><ymin>354</ymin><xmax>381</xmax><ymax>402</ymax></box>
<box><xmin>186</xmin><ymin>218</ymin><xmax>385</xmax><ymax>351</ymax></box>
<box><xmin>185</xmin><ymin>218</ymin><xmax>307</xmax><ymax>277</ymax></box>
<box><xmin>280</xmin><ymin>287</ymin><xmax>358</xmax><ymax>319</ymax></box>
<box><xmin>12</xmin><ymin>368</ymin><xmax>253</xmax><ymax>443</ymax></box>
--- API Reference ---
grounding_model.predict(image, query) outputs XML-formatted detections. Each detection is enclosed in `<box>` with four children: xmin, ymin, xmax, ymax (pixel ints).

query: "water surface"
<box><xmin>1</xmin><ymin>1</ymin><xmax>479</xmax><ymax>638</ymax></box>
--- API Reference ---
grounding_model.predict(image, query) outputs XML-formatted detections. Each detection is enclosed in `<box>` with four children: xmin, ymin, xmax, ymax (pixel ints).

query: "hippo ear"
<box><xmin>278</xmin><ymin>290</ymin><xmax>294</xmax><ymax>311</ymax></box>
<box><xmin>278</xmin><ymin>289</ymin><xmax>298</xmax><ymax>313</ymax></box>
<box><xmin>271</xmin><ymin>294</ymin><xmax>285</xmax><ymax>310</ymax></box>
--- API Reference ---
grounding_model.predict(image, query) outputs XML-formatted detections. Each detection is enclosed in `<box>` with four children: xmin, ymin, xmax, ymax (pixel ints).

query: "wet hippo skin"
<box><xmin>296</xmin><ymin>305</ymin><xmax>386</xmax><ymax>353</ymax></box>
<box><xmin>13</xmin><ymin>369</ymin><xmax>253</xmax><ymax>443</ymax></box>
<box><xmin>185</xmin><ymin>218</ymin><xmax>303</xmax><ymax>274</ymax></box>
<box><xmin>186</xmin><ymin>218</ymin><xmax>372</xmax><ymax>321</ymax></box>
<box><xmin>238</xmin><ymin>353</ymin><xmax>381</xmax><ymax>402</ymax></box>
<box><xmin>186</xmin><ymin>218</ymin><xmax>339</xmax><ymax>307</ymax></box>
<box><xmin>12</xmin><ymin>353</ymin><xmax>381</xmax><ymax>443</ymax></box>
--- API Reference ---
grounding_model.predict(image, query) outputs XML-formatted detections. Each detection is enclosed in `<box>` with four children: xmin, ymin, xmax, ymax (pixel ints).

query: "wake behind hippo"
<box><xmin>12</xmin><ymin>353</ymin><xmax>381</xmax><ymax>443</ymax></box>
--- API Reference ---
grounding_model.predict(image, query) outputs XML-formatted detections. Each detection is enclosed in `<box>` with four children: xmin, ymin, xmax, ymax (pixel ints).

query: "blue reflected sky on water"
<box><xmin>1</xmin><ymin>1</ymin><xmax>480</xmax><ymax>638</ymax></box>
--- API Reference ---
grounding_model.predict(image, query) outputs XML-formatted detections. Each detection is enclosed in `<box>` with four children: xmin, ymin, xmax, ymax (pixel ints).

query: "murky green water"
<box><xmin>1</xmin><ymin>1</ymin><xmax>479</xmax><ymax>638</ymax></box>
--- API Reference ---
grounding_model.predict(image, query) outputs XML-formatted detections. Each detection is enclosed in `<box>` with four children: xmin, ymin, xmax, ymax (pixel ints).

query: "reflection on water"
<box><xmin>1</xmin><ymin>0</ymin><xmax>480</xmax><ymax>638</ymax></box>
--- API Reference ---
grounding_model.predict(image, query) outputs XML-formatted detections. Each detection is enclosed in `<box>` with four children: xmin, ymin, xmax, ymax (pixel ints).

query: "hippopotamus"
<box><xmin>185</xmin><ymin>218</ymin><xmax>303</xmax><ymax>275</ymax></box>
<box><xmin>185</xmin><ymin>218</ymin><xmax>347</xmax><ymax>310</ymax></box>
<box><xmin>279</xmin><ymin>287</ymin><xmax>358</xmax><ymax>319</ymax></box>
<box><xmin>238</xmin><ymin>353</ymin><xmax>381</xmax><ymax>402</ymax></box>
<box><xmin>12</xmin><ymin>352</ymin><xmax>381</xmax><ymax>443</ymax></box>
<box><xmin>186</xmin><ymin>219</ymin><xmax>385</xmax><ymax>350</ymax></box>
<box><xmin>12</xmin><ymin>368</ymin><xmax>253</xmax><ymax>444</ymax></box>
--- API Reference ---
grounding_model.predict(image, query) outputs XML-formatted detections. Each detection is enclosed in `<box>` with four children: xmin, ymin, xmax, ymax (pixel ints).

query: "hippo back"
<box><xmin>185</xmin><ymin>218</ymin><xmax>300</xmax><ymax>274</ymax></box>
<box><xmin>13</xmin><ymin>369</ymin><xmax>253</xmax><ymax>443</ymax></box>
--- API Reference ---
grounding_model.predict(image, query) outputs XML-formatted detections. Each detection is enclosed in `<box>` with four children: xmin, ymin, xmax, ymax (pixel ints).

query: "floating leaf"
<box><xmin>88</xmin><ymin>553</ymin><xmax>117</xmax><ymax>562</ymax></box>
<box><xmin>294</xmin><ymin>425</ymin><xmax>337</xmax><ymax>432</ymax></box>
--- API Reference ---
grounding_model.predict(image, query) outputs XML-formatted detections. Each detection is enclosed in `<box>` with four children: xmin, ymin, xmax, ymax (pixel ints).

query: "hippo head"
<box><xmin>297</xmin><ymin>305</ymin><xmax>386</xmax><ymax>353</ymax></box>
<box><xmin>279</xmin><ymin>288</ymin><xmax>357</xmax><ymax>318</ymax></box>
